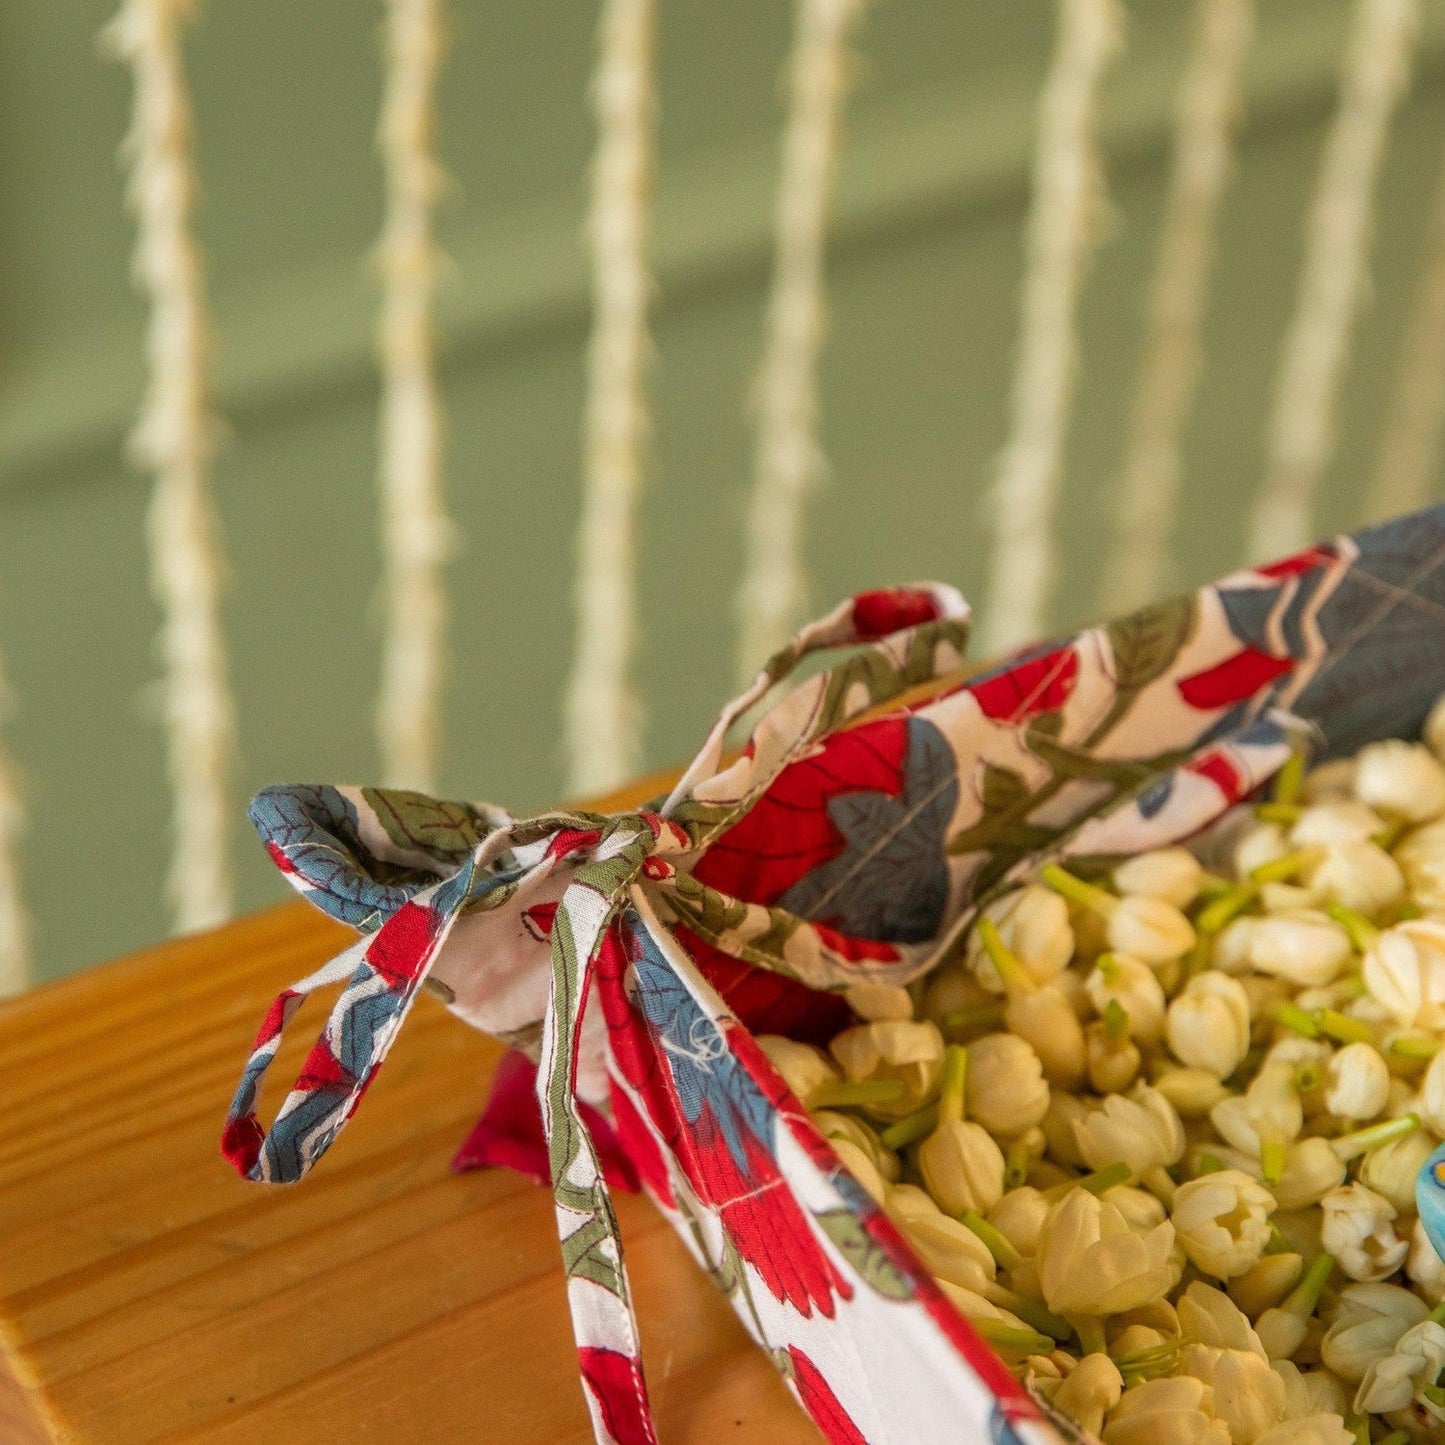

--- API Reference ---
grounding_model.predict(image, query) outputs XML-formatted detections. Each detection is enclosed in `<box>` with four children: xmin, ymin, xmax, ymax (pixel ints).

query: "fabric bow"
<box><xmin>220</xmin><ymin>584</ymin><xmax>974</xmax><ymax>1445</ymax></box>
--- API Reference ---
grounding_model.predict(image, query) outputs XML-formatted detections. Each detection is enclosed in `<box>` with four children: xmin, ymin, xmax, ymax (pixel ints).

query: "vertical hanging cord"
<box><xmin>0</xmin><ymin>650</ymin><xmax>30</xmax><ymax>995</ymax></box>
<box><xmin>109</xmin><ymin>0</ymin><xmax>237</xmax><ymax>933</ymax></box>
<box><xmin>375</xmin><ymin>0</ymin><xmax>452</xmax><ymax>793</ymax></box>
<box><xmin>1245</xmin><ymin>0</ymin><xmax>1420</xmax><ymax>560</ymax></box>
<box><xmin>980</xmin><ymin>0</ymin><xmax>1122</xmax><ymax>657</ymax></box>
<box><xmin>1364</xmin><ymin>143</ymin><xmax>1445</xmax><ymax>522</ymax></box>
<box><xmin>565</xmin><ymin>0</ymin><xmax>658</xmax><ymax>797</ymax></box>
<box><xmin>733</xmin><ymin>0</ymin><xmax>868</xmax><ymax>685</ymax></box>
<box><xmin>1099</xmin><ymin>0</ymin><xmax>1254</xmax><ymax>614</ymax></box>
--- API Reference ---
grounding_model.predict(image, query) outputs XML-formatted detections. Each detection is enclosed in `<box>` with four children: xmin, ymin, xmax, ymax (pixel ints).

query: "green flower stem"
<box><xmin>1376</xmin><ymin>1432</ymin><xmax>1410</xmax><ymax>1445</ymax></box>
<box><xmin>1266</xmin><ymin>1224</ymin><xmax>1293</xmax><ymax>1255</ymax></box>
<box><xmin>1102</xmin><ymin>998</ymin><xmax>1131</xmax><ymax>1042</ymax></box>
<box><xmin>1073</xmin><ymin>1314</ymin><xmax>1107</xmax><ymax>1357</ymax></box>
<box><xmin>1195</xmin><ymin>1152</ymin><xmax>1224</xmax><ymax>1176</ymax></box>
<box><xmin>1042</xmin><ymin>1162</ymin><xmax>1132</xmax><ymax>1201</ymax></box>
<box><xmin>1273</xmin><ymin>748</ymin><xmax>1307</xmax><ymax>806</ymax></box>
<box><xmin>1255</xmin><ymin>802</ymin><xmax>1303</xmax><ymax>825</ymax></box>
<box><xmin>1430</xmin><ymin>1300</ymin><xmax>1445</xmax><ymax>1326</ymax></box>
<box><xmin>1281</xmin><ymin>1252</ymin><xmax>1335</xmax><ymax>1319</ymax></box>
<box><xmin>1375</xmin><ymin>821</ymin><xmax>1408</xmax><ymax>852</ymax></box>
<box><xmin>1249</xmin><ymin>847</ymin><xmax>1323</xmax><ymax>885</ymax></box>
<box><xmin>1194</xmin><ymin>883</ymin><xmax>1259</xmax><ymax>934</ymax></box>
<box><xmin>1003</xmin><ymin>1136</ymin><xmax>1033</xmax><ymax>1190</ymax></box>
<box><xmin>937</xmin><ymin>1044</ymin><xmax>968</xmax><ymax>1128</ymax></box>
<box><xmin>1197</xmin><ymin>872</ymin><xmax>1234</xmax><ymax>898</ymax></box>
<box><xmin>1295</xmin><ymin>1062</ymin><xmax>1321</xmax><ymax>1093</ymax></box>
<box><xmin>939</xmin><ymin>1002</ymin><xmax>1007</xmax><ymax>1036</ymax></box>
<box><xmin>1095</xmin><ymin>953</ymin><xmax>1122</xmax><ymax>985</ymax></box>
<box><xmin>967</xmin><ymin>1318</ymin><xmax>1054</xmax><ymax>1357</ymax></box>
<box><xmin>1040</xmin><ymin>864</ymin><xmax>1118</xmax><ymax>918</ymax></box>
<box><xmin>984</xmin><ymin>1284</ymin><xmax>1071</xmax><ymax>1341</ymax></box>
<box><xmin>1391</xmin><ymin>899</ymin><xmax>1424</xmax><ymax>923</ymax></box>
<box><xmin>810</xmin><ymin>1078</ymin><xmax>907</xmax><ymax>1111</ymax></box>
<box><xmin>960</xmin><ymin>1210</ymin><xmax>1025</xmax><ymax>1272</ymax></box>
<box><xmin>1316</xmin><ymin>1008</ymin><xmax>1374</xmax><ymax>1046</ymax></box>
<box><xmin>1260</xmin><ymin>1138</ymin><xmax>1287</xmax><ymax>1187</ymax></box>
<box><xmin>1325</xmin><ymin>902</ymin><xmax>1380</xmax><ymax>952</ymax></box>
<box><xmin>1331</xmin><ymin>1113</ymin><xmax>1420</xmax><ymax>1162</ymax></box>
<box><xmin>1274</xmin><ymin>1002</ymin><xmax>1322</xmax><ymax>1038</ymax></box>
<box><xmin>976</xmin><ymin>917</ymin><xmax>1037</xmax><ymax>998</ymax></box>
<box><xmin>1422</xmin><ymin>1384</ymin><xmax>1445</xmax><ymax>1409</ymax></box>
<box><xmin>879</xmin><ymin>1102</ymin><xmax>939</xmax><ymax>1151</ymax></box>
<box><xmin>1389</xmin><ymin>1034</ymin><xmax>1441</xmax><ymax>1061</ymax></box>
<box><xmin>1184</xmin><ymin>933</ymin><xmax>1213</xmax><ymax>978</ymax></box>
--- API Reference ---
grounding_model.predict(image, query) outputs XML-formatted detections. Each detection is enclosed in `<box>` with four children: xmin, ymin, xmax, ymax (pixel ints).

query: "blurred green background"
<box><xmin>2</xmin><ymin>0</ymin><xmax>1444</xmax><ymax>982</ymax></box>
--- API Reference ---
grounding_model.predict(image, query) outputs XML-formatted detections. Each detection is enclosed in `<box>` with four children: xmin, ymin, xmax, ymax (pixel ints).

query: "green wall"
<box><xmin>2</xmin><ymin>0</ymin><xmax>1444</xmax><ymax>982</ymax></box>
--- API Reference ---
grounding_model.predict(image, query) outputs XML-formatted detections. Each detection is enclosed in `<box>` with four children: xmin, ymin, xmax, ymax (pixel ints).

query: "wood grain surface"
<box><xmin>0</xmin><ymin>764</ymin><xmax>820</xmax><ymax>1443</ymax></box>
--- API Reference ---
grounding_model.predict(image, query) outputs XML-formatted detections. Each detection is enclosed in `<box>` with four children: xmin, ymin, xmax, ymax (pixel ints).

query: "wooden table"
<box><xmin>0</xmin><ymin>773</ymin><xmax>820</xmax><ymax>1441</ymax></box>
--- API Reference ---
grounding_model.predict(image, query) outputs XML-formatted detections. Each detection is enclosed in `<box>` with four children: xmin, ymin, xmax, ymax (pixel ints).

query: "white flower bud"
<box><xmin>1075</xmin><ymin>1085</ymin><xmax>1187</xmax><ymax>1180</ymax></box>
<box><xmin>1302</xmin><ymin>756</ymin><xmax>1358</xmax><ymax>803</ymax></box>
<box><xmin>1039</xmin><ymin>1188</ymin><xmax>1180</xmax><ymax>1317</ymax></box>
<box><xmin>1053</xmin><ymin>1352</ymin><xmax>1124</xmax><ymax>1437</ymax></box>
<box><xmin>966</xmin><ymin>885</ymin><xmax>1073</xmax><ymax>992</ymax></box>
<box><xmin>1102</xmin><ymin>1377</ymin><xmax>1230</xmax><ymax>1445</ymax></box>
<box><xmin>1394</xmin><ymin>818</ymin><xmax>1445</xmax><ymax>911</ymax></box>
<box><xmin>1289</xmin><ymin>801</ymin><xmax>1385</xmax><ymax>849</ymax></box>
<box><xmin>921</xmin><ymin>961</ymin><xmax>990</xmax><ymax>1023</ymax></box>
<box><xmin>1306</xmin><ymin>841</ymin><xmax>1405</xmax><ymax>915</ymax></box>
<box><xmin>1183</xmin><ymin>1344</ymin><xmax>1286</xmax><ymax>1444</ymax></box>
<box><xmin>1352</xmin><ymin>1317</ymin><xmax>1445</xmax><ymax>1415</ymax></box>
<box><xmin>988</xmin><ymin>1186</ymin><xmax>1050</xmax><ymax>1257</ymax></box>
<box><xmin>1154</xmin><ymin>1065</ymin><xmax>1233</xmax><ymax>1118</ymax></box>
<box><xmin>1319</xmin><ymin>1183</ymin><xmax>1408</xmax><ymax>1281</ymax></box>
<box><xmin>965</xmin><ymin>1032</ymin><xmax>1049</xmax><ymax>1137</ymax></box>
<box><xmin>1254</xmin><ymin>1417</ymin><xmax>1352</xmax><ymax>1445</ymax></box>
<box><xmin>1354</xmin><ymin>738</ymin><xmax>1445</xmax><ymax>822</ymax></box>
<box><xmin>1228</xmin><ymin>1252</ymin><xmax>1304</xmax><ymax>1318</ymax></box>
<box><xmin>1172</xmin><ymin>1171</ymin><xmax>1276</xmax><ymax>1279</ymax></box>
<box><xmin>1042</xmin><ymin>1092</ymin><xmax>1097</xmax><ymax>1169</ymax></box>
<box><xmin>756</xmin><ymin>1035</ymin><xmax>839</xmax><ymax>1107</ymax></box>
<box><xmin>1408</xmin><ymin>1213</ymin><xmax>1445</xmax><ymax>1301</ymax></box>
<box><xmin>1270</xmin><ymin>1359</ymin><xmax>1349</xmax><ymax>1420</ymax></box>
<box><xmin>1260</xmin><ymin>881</ymin><xmax>1321</xmax><ymax>913</ymax></box>
<box><xmin>1237</xmin><ymin>822</ymin><xmax>1291</xmax><ymax>879</ymax></box>
<box><xmin>1245</xmin><ymin>912</ymin><xmax>1352</xmax><ymax>988</ymax></box>
<box><xmin>1211</xmin><ymin>1061</ymin><xmax>1304</xmax><ymax>1164</ymax></box>
<box><xmin>1086</xmin><ymin>954</ymin><xmax>1167</xmax><ymax>1046</ymax></box>
<box><xmin>1424</xmin><ymin>692</ymin><xmax>1445</xmax><ymax>761</ymax></box>
<box><xmin>887</xmin><ymin>1189</ymin><xmax>997</xmax><ymax>1293</ymax></box>
<box><xmin>1321</xmin><ymin>1042</ymin><xmax>1390</xmax><ymax>1121</ymax></box>
<box><xmin>828</xmin><ymin>1019</ymin><xmax>945</xmax><ymax>1119</ymax></box>
<box><xmin>1114</xmin><ymin>848</ymin><xmax>1204</xmax><ymax>908</ymax></box>
<box><xmin>1107</xmin><ymin>897</ymin><xmax>1197</xmax><ymax>964</ymax></box>
<box><xmin>1168</xmin><ymin>973</ymin><xmax>1252</xmax><ymax>1079</ymax></box>
<box><xmin>1086</xmin><ymin>1022</ymin><xmax>1142</xmax><ymax>1095</ymax></box>
<box><xmin>1176</xmin><ymin>1280</ymin><xmax>1261</xmax><ymax>1352</ymax></box>
<box><xmin>1269</xmin><ymin>1138</ymin><xmax>1347</xmax><ymax>1211</ymax></box>
<box><xmin>1357</xmin><ymin>1128</ymin><xmax>1435</xmax><ymax>1216</ymax></box>
<box><xmin>1320</xmin><ymin>1281</ymin><xmax>1429</xmax><ymax>1382</ymax></box>
<box><xmin>1103</xmin><ymin>1184</ymin><xmax>1169</xmax><ymax>1235</ymax></box>
<box><xmin>918</xmin><ymin>1119</ymin><xmax>1005</xmax><ymax>1217</ymax></box>
<box><xmin>843</xmin><ymin>980</ymin><xmax>913</xmax><ymax>1021</ymax></box>
<box><xmin>811</xmin><ymin>1109</ymin><xmax>900</xmax><ymax>1182</ymax></box>
<box><xmin>1005</xmin><ymin>985</ymin><xmax>1086</xmax><ymax>1088</ymax></box>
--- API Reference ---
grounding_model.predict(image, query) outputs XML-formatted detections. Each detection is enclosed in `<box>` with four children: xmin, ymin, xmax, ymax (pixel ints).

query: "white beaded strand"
<box><xmin>1099</xmin><ymin>0</ymin><xmax>1254</xmax><ymax>614</ymax></box>
<box><xmin>734</xmin><ymin>0</ymin><xmax>869</xmax><ymax>685</ymax></box>
<box><xmin>375</xmin><ymin>0</ymin><xmax>453</xmax><ymax>794</ymax></box>
<box><xmin>108</xmin><ymin>0</ymin><xmax>237</xmax><ymax>933</ymax></box>
<box><xmin>981</xmin><ymin>0</ymin><xmax>1123</xmax><ymax>657</ymax></box>
<box><xmin>1246</xmin><ymin>0</ymin><xmax>1421</xmax><ymax>560</ymax></box>
<box><xmin>0</xmin><ymin>651</ymin><xmax>30</xmax><ymax>996</ymax></box>
<box><xmin>565</xmin><ymin>0</ymin><xmax>658</xmax><ymax>797</ymax></box>
<box><xmin>1365</xmin><ymin>143</ymin><xmax>1445</xmax><ymax>523</ymax></box>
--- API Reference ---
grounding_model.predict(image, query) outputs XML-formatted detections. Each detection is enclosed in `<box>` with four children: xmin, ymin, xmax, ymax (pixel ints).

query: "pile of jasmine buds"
<box><xmin>759</xmin><ymin>701</ymin><xmax>1445</xmax><ymax>1444</ymax></box>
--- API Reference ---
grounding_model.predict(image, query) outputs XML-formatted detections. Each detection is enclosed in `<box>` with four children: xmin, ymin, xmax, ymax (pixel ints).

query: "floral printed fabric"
<box><xmin>222</xmin><ymin>506</ymin><xmax>1445</xmax><ymax>1444</ymax></box>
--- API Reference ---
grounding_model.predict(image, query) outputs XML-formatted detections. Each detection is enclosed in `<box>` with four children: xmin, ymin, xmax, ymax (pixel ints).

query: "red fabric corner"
<box><xmin>451</xmin><ymin>1048</ymin><xmax>640</xmax><ymax>1192</ymax></box>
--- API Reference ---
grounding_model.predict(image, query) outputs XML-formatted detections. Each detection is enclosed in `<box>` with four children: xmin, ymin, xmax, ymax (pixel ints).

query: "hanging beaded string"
<box><xmin>733</xmin><ymin>0</ymin><xmax>868</xmax><ymax>686</ymax></box>
<box><xmin>375</xmin><ymin>0</ymin><xmax>453</xmax><ymax>793</ymax></box>
<box><xmin>108</xmin><ymin>0</ymin><xmax>237</xmax><ymax>933</ymax></box>
<box><xmin>1099</xmin><ymin>0</ymin><xmax>1254</xmax><ymax>615</ymax></box>
<box><xmin>564</xmin><ymin>0</ymin><xmax>658</xmax><ymax>797</ymax></box>
<box><xmin>0</xmin><ymin>650</ymin><xmax>30</xmax><ymax>996</ymax></box>
<box><xmin>980</xmin><ymin>0</ymin><xmax>1122</xmax><ymax>658</ymax></box>
<box><xmin>1246</xmin><ymin>0</ymin><xmax>1420</xmax><ymax>561</ymax></box>
<box><xmin>1364</xmin><ymin>141</ymin><xmax>1445</xmax><ymax>523</ymax></box>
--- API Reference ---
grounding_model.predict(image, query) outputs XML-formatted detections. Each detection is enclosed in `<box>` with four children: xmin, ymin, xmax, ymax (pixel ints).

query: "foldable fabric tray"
<box><xmin>221</xmin><ymin>505</ymin><xmax>1445</xmax><ymax>1444</ymax></box>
